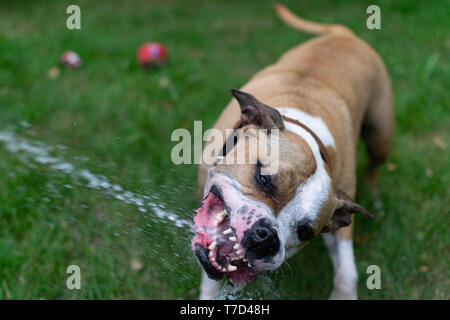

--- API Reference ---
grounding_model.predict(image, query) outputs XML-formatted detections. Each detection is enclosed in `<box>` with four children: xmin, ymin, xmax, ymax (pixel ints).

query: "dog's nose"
<box><xmin>242</xmin><ymin>218</ymin><xmax>280</xmax><ymax>260</ymax></box>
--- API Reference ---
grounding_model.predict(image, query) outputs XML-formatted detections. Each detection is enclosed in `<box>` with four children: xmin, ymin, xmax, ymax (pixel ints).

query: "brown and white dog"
<box><xmin>192</xmin><ymin>4</ymin><xmax>394</xmax><ymax>300</ymax></box>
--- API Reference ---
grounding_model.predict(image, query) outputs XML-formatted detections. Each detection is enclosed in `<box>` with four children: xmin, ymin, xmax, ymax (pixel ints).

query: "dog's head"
<box><xmin>192</xmin><ymin>89</ymin><xmax>375</xmax><ymax>285</ymax></box>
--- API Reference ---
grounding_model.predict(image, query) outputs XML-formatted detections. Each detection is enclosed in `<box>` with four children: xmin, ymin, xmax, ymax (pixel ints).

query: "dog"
<box><xmin>192</xmin><ymin>4</ymin><xmax>394</xmax><ymax>300</ymax></box>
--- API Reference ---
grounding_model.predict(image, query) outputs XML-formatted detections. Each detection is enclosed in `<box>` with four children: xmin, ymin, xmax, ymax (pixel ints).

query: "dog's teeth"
<box><xmin>236</xmin><ymin>250</ymin><xmax>241</xmax><ymax>255</ymax></box>
<box><xmin>213</xmin><ymin>210</ymin><xmax>227</xmax><ymax>227</ymax></box>
<box><xmin>243</xmin><ymin>258</ymin><xmax>248</xmax><ymax>262</ymax></box>
<box><xmin>208</xmin><ymin>241</ymin><xmax>217</xmax><ymax>250</ymax></box>
<box><xmin>248</xmin><ymin>263</ymin><xmax>252</xmax><ymax>267</ymax></box>
<box><xmin>228</xmin><ymin>265</ymin><xmax>237</xmax><ymax>272</ymax></box>
<box><xmin>233</xmin><ymin>244</ymin><xmax>240</xmax><ymax>250</ymax></box>
<box><xmin>223</xmin><ymin>228</ymin><xmax>233</xmax><ymax>235</ymax></box>
<box><xmin>229</xmin><ymin>236</ymin><xmax>237</xmax><ymax>241</ymax></box>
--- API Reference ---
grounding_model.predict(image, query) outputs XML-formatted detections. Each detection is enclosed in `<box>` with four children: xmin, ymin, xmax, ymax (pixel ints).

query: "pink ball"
<box><xmin>60</xmin><ymin>51</ymin><xmax>82</xmax><ymax>68</ymax></box>
<box><xmin>137</xmin><ymin>42</ymin><xmax>168</xmax><ymax>68</ymax></box>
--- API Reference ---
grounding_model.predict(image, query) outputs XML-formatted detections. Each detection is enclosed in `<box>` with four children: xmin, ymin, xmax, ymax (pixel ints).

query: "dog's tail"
<box><xmin>275</xmin><ymin>3</ymin><xmax>353</xmax><ymax>36</ymax></box>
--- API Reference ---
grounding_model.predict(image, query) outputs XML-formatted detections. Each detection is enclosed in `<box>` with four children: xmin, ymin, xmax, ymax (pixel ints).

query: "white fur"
<box><xmin>276</xmin><ymin>109</ymin><xmax>333</xmax><ymax>248</ymax></box>
<box><xmin>276</xmin><ymin>107</ymin><xmax>336</xmax><ymax>150</ymax></box>
<box><xmin>329</xmin><ymin>239</ymin><xmax>358</xmax><ymax>300</ymax></box>
<box><xmin>277</xmin><ymin>108</ymin><xmax>358</xmax><ymax>300</ymax></box>
<box><xmin>199</xmin><ymin>271</ymin><xmax>221</xmax><ymax>300</ymax></box>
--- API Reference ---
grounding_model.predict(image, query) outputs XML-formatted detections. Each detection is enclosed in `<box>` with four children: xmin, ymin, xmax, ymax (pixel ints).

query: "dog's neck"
<box><xmin>281</xmin><ymin>115</ymin><xmax>330</xmax><ymax>166</ymax></box>
<box><xmin>222</xmin><ymin>108</ymin><xmax>332</xmax><ymax>166</ymax></box>
<box><xmin>276</xmin><ymin>107</ymin><xmax>337</xmax><ymax>174</ymax></box>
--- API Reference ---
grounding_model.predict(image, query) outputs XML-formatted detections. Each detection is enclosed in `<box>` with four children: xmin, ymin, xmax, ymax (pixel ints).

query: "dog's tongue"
<box><xmin>192</xmin><ymin>192</ymin><xmax>222</xmax><ymax>247</ymax></box>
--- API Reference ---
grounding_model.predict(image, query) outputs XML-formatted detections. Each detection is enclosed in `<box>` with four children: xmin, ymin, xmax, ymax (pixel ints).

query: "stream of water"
<box><xmin>0</xmin><ymin>127</ymin><xmax>279</xmax><ymax>299</ymax></box>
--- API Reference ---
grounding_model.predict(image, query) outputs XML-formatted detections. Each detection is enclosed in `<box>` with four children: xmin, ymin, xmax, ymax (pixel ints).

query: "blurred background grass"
<box><xmin>0</xmin><ymin>0</ymin><xmax>448</xmax><ymax>299</ymax></box>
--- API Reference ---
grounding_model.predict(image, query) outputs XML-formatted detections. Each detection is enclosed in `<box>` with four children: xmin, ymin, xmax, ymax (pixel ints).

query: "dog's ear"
<box><xmin>323</xmin><ymin>190</ymin><xmax>376</xmax><ymax>232</ymax></box>
<box><xmin>230</xmin><ymin>88</ymin><xmax>284</xmax><ymax>131</ymax></box>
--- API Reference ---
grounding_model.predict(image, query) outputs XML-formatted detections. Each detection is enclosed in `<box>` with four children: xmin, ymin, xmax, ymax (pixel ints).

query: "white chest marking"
<box><xmin>276</xmin><ymin>107</ymin><xmax>334</xmax><ymax>248</ymax></box>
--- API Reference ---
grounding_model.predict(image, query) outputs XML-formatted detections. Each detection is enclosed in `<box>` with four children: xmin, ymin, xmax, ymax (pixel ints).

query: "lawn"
<box><xmin>0</xmin><ymin>0</ymin><xmax>448</xmax><ymax>299</ymax></box>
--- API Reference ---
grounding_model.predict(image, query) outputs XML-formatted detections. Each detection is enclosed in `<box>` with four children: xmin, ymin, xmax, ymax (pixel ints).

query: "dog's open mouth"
<box><xmin>192</xmin><ymin>185</ymin><xmax>260</xmax><ymax>285</ymax></box>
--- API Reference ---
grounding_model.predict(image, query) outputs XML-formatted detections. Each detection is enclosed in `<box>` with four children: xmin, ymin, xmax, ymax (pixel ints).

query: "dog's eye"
<box><xmin>258</xmin><ymin>174</ymin><xmax>269</xmax><ymax>185</ymax></box>
<box><xmin>256</xmin><ymin>160</ymin><xmax>273</xmax><ymax>194</ymax></box>
<box><xmin>297</xmin><ymin>223</ymin><xmax>314</xmax><ymax>241</ymax></box>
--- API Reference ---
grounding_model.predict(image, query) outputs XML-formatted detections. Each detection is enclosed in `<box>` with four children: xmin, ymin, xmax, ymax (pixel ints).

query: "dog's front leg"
<box><xmin>322</xmin><ymin>228</ymin><xmax>358</xmax><ymax>300</ymax></box>
<box><xmin>199</xmin><ymin>271</ymin><xmax>221</xmax><ymax>300</ymax></box>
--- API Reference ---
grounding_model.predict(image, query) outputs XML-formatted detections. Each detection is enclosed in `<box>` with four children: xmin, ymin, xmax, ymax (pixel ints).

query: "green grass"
<box><xmin>0</xmin><ymin>0</ymin><xmax>448</xmax><ymax>299</ymax></box>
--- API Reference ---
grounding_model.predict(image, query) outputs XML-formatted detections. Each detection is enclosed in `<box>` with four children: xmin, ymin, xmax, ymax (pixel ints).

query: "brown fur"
<box><xmin>213</xmin><ymin>126</ymin><xmax>317</xmax><ymax>214</ymax></box>
<box><xmin>198</xmin><ymin>4</ymin><xmax>394</xmax><ymax>240</ymax></box>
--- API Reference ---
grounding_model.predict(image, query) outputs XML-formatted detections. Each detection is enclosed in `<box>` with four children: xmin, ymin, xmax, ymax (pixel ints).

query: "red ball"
<box><xmin>137</xmin><ymin>42</ymin><xmax>168</xmax><ymax>68</ymax></box>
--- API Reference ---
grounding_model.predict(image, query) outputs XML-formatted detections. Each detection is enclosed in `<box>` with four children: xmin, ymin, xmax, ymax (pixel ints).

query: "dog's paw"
<box><xmin>329</xmin><ymin>289</ymin><xmax>357</xmax><ymax>300</ymax></box>
<box><xmin>330</xmin><ymin>268</ymin><xmax>358</xmax><ymax>300</ymax></box>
